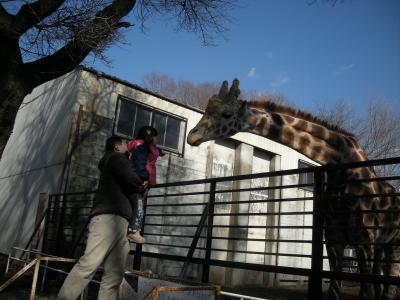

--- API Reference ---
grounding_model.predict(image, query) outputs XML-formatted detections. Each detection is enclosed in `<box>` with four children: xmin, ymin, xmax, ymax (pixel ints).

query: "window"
<box><xmin>298</xmin><ymin>160</ymin><xmax>315</xmax><ymax>191</ymax></box>
<box><xmin>114</xmin><ymin>96</ymin><xmax>187</xmax><ymax>155</ymax></box>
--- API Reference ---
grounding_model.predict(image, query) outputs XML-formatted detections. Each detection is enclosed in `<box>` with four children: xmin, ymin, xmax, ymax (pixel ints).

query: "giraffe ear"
<box><xmin>218</xmin><ymin>80</ymin><xmax>229</xmax><ymax>98</ymax></box>
<box><xmin>228</xmin><ymin>78</ymin><xmax>240</xmax><ymax>101</ymax></box>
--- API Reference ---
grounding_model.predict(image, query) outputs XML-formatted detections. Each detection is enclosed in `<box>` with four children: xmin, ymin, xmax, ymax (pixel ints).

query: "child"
<box><xmin>127</xmin><ymin>126</ymin><xmax>163</xmax><ymax>243</ymax></box>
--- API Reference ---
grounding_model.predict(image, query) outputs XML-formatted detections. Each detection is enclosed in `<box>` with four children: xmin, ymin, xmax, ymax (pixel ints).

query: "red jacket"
<box><xmin>128</xmin><ymin>140</ymin><xmax>160</xmax><ymax>186</ymax></box>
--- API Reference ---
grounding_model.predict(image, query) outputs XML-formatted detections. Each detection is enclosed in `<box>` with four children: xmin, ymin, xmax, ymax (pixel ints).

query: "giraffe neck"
<box><xmin>240</xmin><ymin>102</ymin><xmax>366</xmax><ymax>165</ymax></box>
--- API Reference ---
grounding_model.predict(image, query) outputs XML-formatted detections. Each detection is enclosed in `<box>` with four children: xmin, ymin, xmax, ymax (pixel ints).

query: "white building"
<box><xmin>0</xmin><ymin>67</ymin><xmax>319</xmax><ymax>286</ymax></box>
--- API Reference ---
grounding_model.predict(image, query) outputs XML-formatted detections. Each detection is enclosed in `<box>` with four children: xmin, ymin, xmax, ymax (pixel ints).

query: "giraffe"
<box><xmin>186</xmin><ymin>79</ymin><xmax>400</xmax><ymax>300</ymax></box>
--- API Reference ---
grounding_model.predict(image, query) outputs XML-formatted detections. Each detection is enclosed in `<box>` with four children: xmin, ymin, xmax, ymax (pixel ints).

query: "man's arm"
<box><xmin>109</xmin><ymin>154</ymin><xmax>143</xmax><ymax>191</ymax></box>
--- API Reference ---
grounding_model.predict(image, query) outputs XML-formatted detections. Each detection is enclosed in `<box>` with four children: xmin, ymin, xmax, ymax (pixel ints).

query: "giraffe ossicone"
<box><xmin>187</xmin><ymin>79</ymin><xmax>400</xmax><ymax>300</ymax></box>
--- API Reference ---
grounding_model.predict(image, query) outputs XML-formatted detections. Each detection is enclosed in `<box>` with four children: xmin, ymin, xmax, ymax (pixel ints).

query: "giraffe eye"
<box><xmin>222</xmin><ymin>112</ymin><xmax>233</xmax><ymax>119</ymax></box>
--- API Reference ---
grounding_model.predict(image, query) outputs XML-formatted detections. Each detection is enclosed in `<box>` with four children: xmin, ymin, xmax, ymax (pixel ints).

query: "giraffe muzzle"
<box><xmin>187</xmin><ymin>131</ymin><xmax>204</xmax><ymax>146</ymax></box>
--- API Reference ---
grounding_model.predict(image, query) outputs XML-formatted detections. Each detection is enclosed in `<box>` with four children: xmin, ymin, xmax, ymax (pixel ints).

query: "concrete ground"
<box><xmin>0</xmin><ymin>278</ymin><xmax>361</xmax><ymax>300</ymax></box>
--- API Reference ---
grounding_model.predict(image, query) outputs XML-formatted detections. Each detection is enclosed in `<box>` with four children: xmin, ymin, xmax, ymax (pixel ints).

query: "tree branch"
<box><xmin>0</xmin><ymin>3</ymin><xmax>15</xmax><ymax>34</ymax></box>
<box><xmin>13</xmin><ymin>0</ymin><xmax>65</xmax><ymax>36</ymax></box>
<box><xmin>24</xmin><ymin>0</ymin><xmax>136</xmax><ymax>87</ymax></box>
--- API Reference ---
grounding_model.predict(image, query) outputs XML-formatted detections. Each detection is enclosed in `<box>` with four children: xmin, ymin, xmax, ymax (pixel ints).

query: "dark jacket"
<box><xmin>129</xmin><ymin>142</ymin><xmax>150</xmax><ymax>180</ymax></box>
<box><xmin>91</xmin><ymin>151</ymin><xmax>143</xmax><ymax>221</ymax></box>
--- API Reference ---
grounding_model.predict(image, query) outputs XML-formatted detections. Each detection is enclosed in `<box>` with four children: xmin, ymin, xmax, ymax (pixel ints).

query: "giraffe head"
<box><xmin>187</xmin><ymin>79</ymin><xmax>245</xmax><ymax>146</ymax></box>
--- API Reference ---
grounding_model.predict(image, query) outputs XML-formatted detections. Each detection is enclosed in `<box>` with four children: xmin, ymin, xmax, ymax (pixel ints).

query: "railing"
<box><xmin>41</xmin><ymin>157</ymin><xmax>400</xmax><ymax>299</ymax></box>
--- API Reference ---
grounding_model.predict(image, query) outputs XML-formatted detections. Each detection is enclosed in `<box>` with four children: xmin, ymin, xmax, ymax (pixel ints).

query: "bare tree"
<box><xmin>141</xmin><ymin>72</ymin><xmax>178</xmax><ymax>98</ymax></box>
<box><xmin>0</xmin><ymin>0</ymin><xmax>237</xmax><ymax>160</ymax></box>
<box><xmin>314</xmin><ymin>99</ymin><xmax>363</xmax><ymax>135</ymax></box>
<box><xmin>314</xmin><ymin>97</ymin><xmax>400</xmax><ymax>188</ymax></box>
<box><xmin>242</xmin><ymin>89</ymin><xmax>296</xmax><ymax>107</ymax></box>
<box><xmin>141</xmin><ymin>73</ymin><xmax>220</xmax><ymax>109</ymax></box>
<box><xmin>141</xmin><ymin>73</ymin><xmax>293</xmax><ymax>109</ymax></box>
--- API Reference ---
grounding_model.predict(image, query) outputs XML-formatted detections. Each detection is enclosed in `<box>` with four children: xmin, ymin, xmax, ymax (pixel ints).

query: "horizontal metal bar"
<box><xmin>220</xmin><ymin>290</ymin><xmax>269</xmax><ymax>300</ymax></box>
<box><xmin>143</xmin><ymin>242</ymin><xmax>199</xmax><ymax>250</ymax></box>
<box><xmin>212</xmin><ymin>211</ymin><xmax>313</xmax><ymax>216</ymax></box>
<box><xmin>146</xmin><ymin>213</ymin><xmax>203</xmax><ymax>217</ymax></box>
<box><xmin>144</xmin><ymin>223</ymin><xmax>312</xmax><ymax>229</ymax></box>
<box><xmin>328</xmin><ymin>209</ymin><xmax>400</xmax><ymax>214</ymax></box>
<box><xmin>146</xmin><ymin>197</ymin><xmax>313</xmax><ymax>208</ymax></box>
<box><xmin>212</xmin><ymin>225</ymin><xmax>312</xmax><ymax>229</ymax></box>
<box><xmin>148</xmin><ymin>183</ymin><xmax>312</xmax><ymax>199</ymax></box>
<box><xmin>323</xmin><ymin>241</ymin><xmax>400</xmax><ymax>246</ymax></box>
<box><xmin>146</xmin><ymin>211</ymin><xmax>312</xmax><ymax>217</ymax></box>
<box><xmin>147</xmin><ymin>202</ymin><xmax>207</xmax><ymax>207</ymax></box>
<box><xmin>149</xmin><ymin>157</ymin><xmax>400</xmax><ymax>189</ymax></box>
<box><xmin>211</xmin><ymin>248</ymin><xmax>311</xmax><ymax>258</ymax></box>
<box><xmin>144</xmin><ymin>232</ymin><xmax>311</xmax><ymax>243</ymax></box>
<box><xmin>211</xmin><ymin>236</ymin><xmax>312</xmax><ymax>243</ymax></box>
<box><xmin>322</xmin><ymin>270</ymin><xmax>400</xmax><ymax>285</ymax></box>
<box><xmin>321</xmin><ymin>255</ymin><xmax>400</xmax><ymax>264</ymax></box>
<box><xmin>152</xmin><ymin>166</ymin><xmax>319</xmax><ymax>188</ymax></box>
<box><xmin>327</xmin><ymin>192</ymin><xmax>400</xmax><ymax>199</ymax></box>
<box><xmin>214</xmin><ymin>197</ymin><xmax>313</xmax><ymax>206</ymax></box>
<box><xmin>215</xmin><ymin>183</ymin><xmax>313</xmax><ymax>195</ymax></box>
<box><xmin>134</xmin><ymin>251</ymin><xmax>313</xmax><ymax>276</ymax></box>
<box><xmin>148</xmin><ymin>190</ymin><xmax>209</xmax><ymax>198</ymax></box>
<box><xmin>145</xmin><ymin>223</ymin><xmax>200</xmax><ymax>227</ymax></box>
<box><xmin>323</xmin><ymin>225</ymin><xmax>400</xmax><ymax>230</ymax></box>
<box><xmin>145</xmin><ymin>233</ymin><xmax>203</xmax><ymax>239</ymax></box>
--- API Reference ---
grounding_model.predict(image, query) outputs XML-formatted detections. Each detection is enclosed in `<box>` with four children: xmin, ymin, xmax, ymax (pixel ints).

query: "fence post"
<box><xmin>41</xmin><ymin>196</ymin><xmax>53</xmax><ymax>254</ymax></box>
<box><xmin>181</xmin><ymin>202</ymin><xmax>209</xmax><ymax>277</ymax></box>
<box><xmin>55</xmin><ymin>194</ymin><xmax>67</xmax><ymax>256</ymax></box>
<box><xmin>308</xmin><ymin>167</ymin><xmax>325</xmax><ymax>300</ymax></box>
<box><xmin>202</xmin><ymin>181</ymin><xmax>216</xmax><ymax>283</ymax></box>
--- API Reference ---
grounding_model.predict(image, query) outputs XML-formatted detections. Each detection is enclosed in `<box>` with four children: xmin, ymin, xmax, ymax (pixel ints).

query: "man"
<box><xmin>57</xmin><ymin>136</ymin><xmax>143</xmax><ymax>300</ymax></box>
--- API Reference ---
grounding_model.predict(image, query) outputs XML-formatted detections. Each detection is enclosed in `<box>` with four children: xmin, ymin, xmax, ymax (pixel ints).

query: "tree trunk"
<box><xmin>0</xmin><ymin>0</ymin><xmax>138</xmax><ymax>161</ymax></box>
<box><xmin>0</xmin><ymin>81</ymin><xmax>29</xmax><ymax>160</ymax></box>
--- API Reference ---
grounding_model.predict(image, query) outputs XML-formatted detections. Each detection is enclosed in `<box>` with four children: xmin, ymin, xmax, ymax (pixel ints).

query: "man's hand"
<box><xmin>142</xmin><ymin>181</ymin><xmax>149</xmax><ymax>190</ymax></box>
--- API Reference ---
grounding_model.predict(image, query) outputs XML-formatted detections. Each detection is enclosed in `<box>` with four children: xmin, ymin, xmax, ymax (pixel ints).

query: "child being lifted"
<box><xmin>127</xmin><ymin>126</ymin><xmax>164</xmax><ymax>243</ymax></box>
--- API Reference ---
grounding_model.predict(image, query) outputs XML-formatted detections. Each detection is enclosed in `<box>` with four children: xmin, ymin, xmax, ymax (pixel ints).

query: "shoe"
<box><xmin>127</xmin><ymin>231</ymin><xmax>145</xmax><ymax>244</ymax></box>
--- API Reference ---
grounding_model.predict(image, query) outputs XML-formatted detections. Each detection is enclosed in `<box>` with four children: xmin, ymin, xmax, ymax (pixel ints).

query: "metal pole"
<box><xmin>40</xmin><ymin>260</ymin><xmax>48</xmax><ymax>292</ymax></box>
<box><xmin>202</xmin><ymin>181</ymin><xmax>216</xmax><ymax>283</ymax></box>
<box><xmin>55</xmin><ymin>194</ymin><xmax>68</xmax><ymax>256</ymax></box>
<box><xmin>180</xmin><ymin>202</ymin><xmax>209</xmax><ymax>277</ymax></box>
<box><xmin>70</xmin><ymin>217</ymin><xmax>90</xmax><ymax>257</ymax></box>
<box><xmin>30</xmin><ymin>258</ymin><xmax>41</xmax><ymax>300</ymax></box>
<box><xmin>307</xmin><ymin>167</ymin><xmax>325</xmax><ymax>300</ymax></box>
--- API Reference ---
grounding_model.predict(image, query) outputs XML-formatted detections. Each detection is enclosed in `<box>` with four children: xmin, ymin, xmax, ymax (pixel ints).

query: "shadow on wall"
<box><xmin>0</xmin><ymin>71</ymin><xmax>80</xmax><ymax>254</ymax></box>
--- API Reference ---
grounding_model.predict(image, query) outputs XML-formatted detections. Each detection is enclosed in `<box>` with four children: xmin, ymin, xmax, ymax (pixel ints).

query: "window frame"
<box><xmin>298</xmin><ymin>160</ymin><xmax>316</xmax><ymax>192</ymax></box>
<box><xmin>113</xmin><ymin>95</ymin><xmax>187</xmax><ymax>156</ymax></box>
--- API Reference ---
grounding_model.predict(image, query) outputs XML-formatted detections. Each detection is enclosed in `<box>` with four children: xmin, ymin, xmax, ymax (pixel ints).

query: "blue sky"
<box><xmin>92</xmin><ymin>0</ymin><xmax>400</xmax><ymax>112</ymax></box>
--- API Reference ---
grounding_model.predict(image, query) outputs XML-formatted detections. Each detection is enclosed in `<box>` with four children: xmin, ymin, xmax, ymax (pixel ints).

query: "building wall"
<box><xmin>0</xmin><ymin>67</ymin><xmax>320</xmax><ymax>284</ymax></box>
<box><xmin>0</xmin><ymin>71</ymin><xmax>81</xmax><ymax>254</ymax></box>
<box><xmin>64</xmin><ymin>69</ymin><xmax>320</xmax><ymax>285</ymax></box>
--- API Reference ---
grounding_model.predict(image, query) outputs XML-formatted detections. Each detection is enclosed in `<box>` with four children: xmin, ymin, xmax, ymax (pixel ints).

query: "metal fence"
<box><xmin>42</xmin><ymin>157</ymin><xmax>400</xmax><ymax>299</ymax></box>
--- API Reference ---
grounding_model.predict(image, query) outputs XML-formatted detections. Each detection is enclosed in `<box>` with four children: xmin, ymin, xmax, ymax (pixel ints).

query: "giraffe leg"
<box><xmin>326</xmin><ymin>243</ymin><xmax>345</xmax><ymax>300</ymax></box>
<box><xmin>373</xmin><ymin>246</ymin><xmax>383</xmax><ymax>300</ymax></box>
<box><xmin>355</xmin><ymin>245</ymin><xmax>375</xmax><ymax>300</ymax></box>
<box><xmin>382</xmin><ymin>245</ymin><xmax>400</xmax><ymax>300</ymax></box>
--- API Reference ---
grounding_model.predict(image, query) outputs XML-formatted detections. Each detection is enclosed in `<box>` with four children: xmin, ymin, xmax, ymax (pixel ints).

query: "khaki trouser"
<box><xmin>57</xmin><ymin>214</ymin><xmax>129</xmax><ymax>300</ymax></box>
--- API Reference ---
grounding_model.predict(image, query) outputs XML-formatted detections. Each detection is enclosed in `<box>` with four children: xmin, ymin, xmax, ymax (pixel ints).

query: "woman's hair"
<box><xmin>137</xmin><ymin>126</ymin><xmax>158</xmax><ymax>144</ymax></box>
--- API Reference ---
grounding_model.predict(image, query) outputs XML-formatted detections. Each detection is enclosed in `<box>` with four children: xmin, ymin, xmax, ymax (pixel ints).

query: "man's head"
<box><xmin>105</xmin><ymin>136</ymin><xmax>129</xmax><ymax>153</ymax></box>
